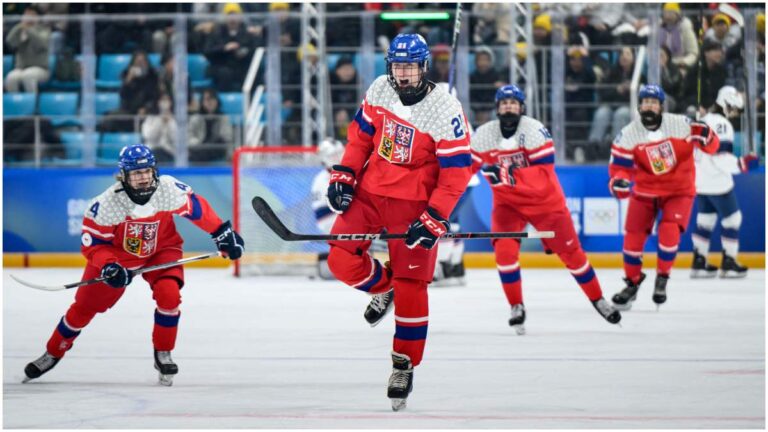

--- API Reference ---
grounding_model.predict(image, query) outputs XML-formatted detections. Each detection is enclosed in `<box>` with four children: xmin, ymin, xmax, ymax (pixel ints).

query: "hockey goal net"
<box><xmin>233</xmin><ymin>147</ymin><xmax>326</xmax><ymax>276</ymax></box>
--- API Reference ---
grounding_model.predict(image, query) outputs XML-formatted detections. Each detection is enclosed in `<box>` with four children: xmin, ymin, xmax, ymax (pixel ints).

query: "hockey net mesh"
<box><xmin>234</xmin><ymin>147</ymin><xmax>326</xmax><ymax>276</ymax></box>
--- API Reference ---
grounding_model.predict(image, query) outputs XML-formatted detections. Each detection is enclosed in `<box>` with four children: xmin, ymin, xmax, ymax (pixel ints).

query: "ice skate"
<box><xmin>154</xmin><ymin>350</ymin><xmax>178</xmax><ymax>386</ymax></box>
<box><xmin>591</xmin><ymin>297</ymin><xmax>622</xmax><ymax>324</ymax></box>
<box><xmin>690</xmin><ymin>250</ymin><xmax>718</xmax><ymax>279</ymax></box>
<box><xmin>652</xmin><ymin>274</ymin><xmax>669</xmax><ymax>309</ymax></box>
<box><xmin>431</xmin><ymin>262</ymin><xmax>466</xmax><ymax>287</ymax></box>
<box><xmin>611</xmin><ymin>272</ymin><xmax>646</xmax><ymax>311</ymax></box>
<box><xmin>364</xmin><ymin>289</ymin><xmax>394</xmax><ymax>327</ymax></box>
<box><xmin>508</xmin><ymin>303</ymin><xmax>526</xmax><ymax>335</ymax></box>
<box><xmin>387</xmin><ymin>352</ymin><xmax>414</xmax><ymax>411</ymax></box>
<box><xmin>23</xmin><ymin>352</ymin><xmax>60</xmax><ymax>383</ymax></box>
<box><xmin>720</xmin><ymin>252</ymin><xmax>748</xmax><ymax>278</ymax></box>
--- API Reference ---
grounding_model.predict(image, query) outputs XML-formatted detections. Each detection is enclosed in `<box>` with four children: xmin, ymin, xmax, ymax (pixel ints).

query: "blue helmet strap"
<box><xmin>121</xmin><ymin>167</ymin><xmax>159</xmax><ymax>205</ymax></box>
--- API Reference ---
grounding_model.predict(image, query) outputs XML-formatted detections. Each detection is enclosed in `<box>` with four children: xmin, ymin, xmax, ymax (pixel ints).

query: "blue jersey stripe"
<box><xmin>354</xmin><ymin>108</ymin><xmax>375</xmax><ymax>136</ymax></box>
<box><xmin>357</xmin><ymin>260</ymin><xmax>382</xmax><ymax>292</ymax></box>
<box><xmin>611</xmin><ymin>156</ymin><xmax>634</xmax><ymax>168</ymax></box>
<box><xmin>530</xmin><ymin>154</ymin><xmax>555</xmax><ymax>165</ymax></box>
<box><xmin>573</xmin><ymin>267</ymin><xmax>596</xmax><ymax>284</ymax></box>
<box><xmin>657</xmin><ymin>249</ymin><xmax>677</xmax><ymax>262</ymax></box>
<box><xmin>623</xmin><ymin>253</ymin><xmax>642</xmax><ymax>266</ymax></box>
<box><xmin>499</xmin><ymin>269</ymin><xmax>521</xmax><ymax>284</ymax></box>
<box><xmin>56</xmin><ymin>317</ymin><xmax>81</xmax><ymax>339</ymax></box>
<box><xmin>154</xmin><ymin>310</ymin><xmax>181</xmax><ymax>327</ymax></box>
<box><xmin>314</xmin><ymin>206</ymin><xmax>333</xmax><ymax>221</ymax></box>
<box><xmin>717</xmin><ymin>140</ymin><xmax>734</xmax><ymax>154</ymax></box>
<box><xmin>438</xmin><ymin>153</ymin><xmax>472</xmax><ymax>168</ymax></box>
<box><xmin>183</xmin><ymin>193</ymin><xmax>203</xmax><ymax>221</ymax></box>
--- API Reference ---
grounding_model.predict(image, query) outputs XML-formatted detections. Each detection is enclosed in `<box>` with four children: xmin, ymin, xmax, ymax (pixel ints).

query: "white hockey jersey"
<box><xmin>695</xmin><ymin>112</ymin><xmax>740</xmax><ymax>195</ymax></box>
<box><xmin>311</xmin><ymin>169</ymin><xmax>336</xmax><ymax>234</ymax></box>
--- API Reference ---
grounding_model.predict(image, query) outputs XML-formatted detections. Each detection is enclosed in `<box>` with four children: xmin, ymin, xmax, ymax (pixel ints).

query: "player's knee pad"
<box><xmin>392</xmin><ymin>277</ymin><xmax>428</xmax><ymax>313</ymax></box>
<box><xmin>327</xmin><ymin>245</ymin><xmax>356</xmax><ymax>278</ymax></box>
<box><xmin>152</xmin><ymin>277</ymin><xmax>182</xmax><ymax>311</ymax></box>
<box><xmin>720</xmin><ymin>210</ymin><xmax>742</xmax><ymax>230</ymax></box>
<box><xmin>696</xmin><ymin>212</ymin><xmax>718</xmax><ymax>231</ymax></box>
<box><xmin>65</xmin><ymin>302</ymin><xmax>99</xmax><ymax>328</ymax></box>
<box><xmin>558</xmin><ymin>248</ymin><xmax>588</xmax><ymax>271</ymax></box>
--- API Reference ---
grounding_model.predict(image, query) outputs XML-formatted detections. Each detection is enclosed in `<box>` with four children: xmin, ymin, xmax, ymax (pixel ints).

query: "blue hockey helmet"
<box><xmin>118</xmin><ymin>144</ymin><xmax>159</xmax><ymax>204</ymax></box>
<box><xmin>387</xmin><ymin>33</ymin><xmax>431</xmax><ymax>65</ymax></box>
<box><xmin>118</xmin><ymin>144</ymin><xmax>156</xmax><ymax>172</ymax></box>
<box><xmin>495</xmin><ymin>84</ymin><xmax>526</xmax><ymax>105</ymax></box>
<box><xmin>638</xmin><ymin>84</ymin><xmax>666</xmax><ymax>104</ymax></box>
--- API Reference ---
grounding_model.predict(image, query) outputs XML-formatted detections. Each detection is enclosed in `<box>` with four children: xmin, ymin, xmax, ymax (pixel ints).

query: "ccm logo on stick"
<box><xmin>336</xmin><ymin>234</ymin><xmax>381</xmax><ymax>240</ymax></box>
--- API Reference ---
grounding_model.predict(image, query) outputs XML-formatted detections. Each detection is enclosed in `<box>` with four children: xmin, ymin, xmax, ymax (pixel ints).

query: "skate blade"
<box><xmin>720</xmin><ymin>271</ymin><xmax>747</xmax><ymax>279</ymax></box>
<box><xmin>612</xmin><ymin>303</ymin><xmax>633</xmax><ymax>312</ymax></box>
<box><xmin>21</xmin><ymin>376</ymin><xmax>32</xmax><ymax>384</ymax></box>
<box><xmin>690</xmin><ymin>270</ymin><xmax>717</xmax><ymax>279</ymax></box>
<box><xmin>431</xmin><ymin>278</ymin><xmax>466</xmax><ymax>288</ymax></box>
<box><xmin>391</xmin><ymin>398</ymin><xmax>407</xmax><ymax>411</ymax></box>
<box><xmin>512</xmin><ymin>324</ymin><xmax>526</xmax><ymax>335</ymax></box>
<box><xmin>158</xmin><ymin>373</ymin><xmax>174</xmax><ymax>386</ymax></box>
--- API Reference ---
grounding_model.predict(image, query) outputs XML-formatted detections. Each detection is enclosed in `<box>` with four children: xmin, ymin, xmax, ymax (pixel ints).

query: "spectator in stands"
<box><xmin>330</xmin><ymin>56</ymin><xmax>359</xmax><ymax>121</ymax></box>
<box><xmin>157</xmin><ymin>54</ymin><xmax>196</xmax><ymax>113</ymax></box>
<box><xmin>659</xmin><ymin>45</ymin><xmax>684</xmax><ymax>113</ymax></box>
<box><xmin>204</xmin><ymin>3</ymin><xmax>258</xmax><ymax>92</ymax></box>
<box><xmin>3</xmin><ymin>117</ymin><xmax>63</xmax><ymax>162</ymax></box>
<box><xmin>119</xmin><ymin>50</ymin><xmax>161</xmax><ymax>116</ymax></box>
<box><xmin>589</xmin><ymin>47</ymin><xmax>640</xmax><ymax>157</ymax></box>
<box><xmin>326</xmin><ymin>4</ymin><xmax>363</xmax><ymax>47</ymax></box>
<box><xmin>470</xmin><ymin>45</ymin><xmax>499</xmax><ymax>126</ymax></box>
<box><xmin>188</xmin><ymin>88</ymin><xmax>233</xmax><ymax>162</ymax></box>
<box><xmin>659</xmin><ymin>3</ymin><xmax>699</xmax><ymax>74</ymax></box>
<box><xmin>52</xmin><ymin>46</ymin><xmax>81</xmax><ymax>85</ymax></box>
<box><xmin>681</xmin><ymin>39</ymin><xmax>727</xmax><ymax>117</ymax></box>
<box><xmin>705</xmin><ymin>13</ymin><xmax>742</xmax><ymax>59</ymax></box>
<box><xmin>426</xmin><ymin>44</ymin><xmax>451</xmax><ymax>84</ymax></box>
<box><xmin>564</xmin><ymin>46</ymin><xmax>597</xmax><ymax>161</ymax></box>
<box><xmin>472</xmin><ymin>3</ymin><xmax>511</xmax><ymax>45</ymax></box>
<box><xmin>141</xmin><ymin>92</ymin><xmax>177</xmax><ymax>163</ymax></box>
<box><xmin>5</xmin><ymin>6</ymin><xmax>50</xmax><ymax>93</ymax></box>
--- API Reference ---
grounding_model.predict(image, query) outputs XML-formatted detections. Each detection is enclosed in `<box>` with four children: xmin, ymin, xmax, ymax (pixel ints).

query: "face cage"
<box><xmin>496</xmin><ymin>99</ymin><xmax>525</xmax><ymax>117</ymax></box>
<box><xmin>121</xmin><ymin>167</ymin><xmax>160</xmax><ymax>197</ymax></box>
<box><xmin>386</xmin><ymin>60</ymin><xmax>429</xmax><ymax>98</ymax></box>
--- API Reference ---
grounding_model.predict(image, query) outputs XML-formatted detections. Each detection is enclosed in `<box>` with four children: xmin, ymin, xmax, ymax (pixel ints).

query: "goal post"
<box><xmin>232</xmin><ymin>146</ymin><xmax>326</xmax><ymax>276</ymax></box>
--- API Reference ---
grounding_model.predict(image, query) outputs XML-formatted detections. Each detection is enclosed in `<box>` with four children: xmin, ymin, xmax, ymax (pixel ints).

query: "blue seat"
<box><xmin>38</xmin><ymin>92</ymin><xmax>79</xmax><ymax>116</ymax></box>
<box><xmin>96</xmin><ymin>54</ymin><xmax>132</xmax><ymax>89</ymax></box>
<box><xmin>39</xmin><ymin>92</ymin><xmax>80</xmax><ymax>127</ymax></box>
<box><xmin>188</xmin><ymin>54</ymin><xmax>212</xmax><ymax>89</ymax></box>
<box><xmin>147</xmin><ymin>53</ymin><xmax>161</xmax><ymax>69</ymax></box>
<box><xmin>326</xmin><ymin>53</ymin><xmax>342</xmax><ymax>71</ymax></box>
<box><xmin>3</xmin><ymin>55</ymin><xmax>12</xmax><ymax>79</ymax></box>
<box><xmin>60</xmin><ymin>132</ymin><xmax>101</xmax><ymax>160</ymax></box>
<box><xmin>3</xmin><ymin>93</ymin><xmax>36</xmax><ymax>117</ymax></box>
<box><xmin>374</xmin><ymin>55</ymin><xmax>387</xmax><ymax>76</ymax></box>
<box><xmin>468</xmin><ymin>52</ymin><xmax>476</xmax><ymax>75</ymax></box>
<box><xmin>95</xmin><ymin>92</ymin><xmax>121</xmax><ymax>115</ymax></box>
<box><xmin>99</xmin><ymin>133</ymin><xmax>141</xmax><ymax>160</ymax></box>
<box><xmin>219</xmin><ymin>92</ymin><xmax>243</xmax><ymax>126</ymax></box>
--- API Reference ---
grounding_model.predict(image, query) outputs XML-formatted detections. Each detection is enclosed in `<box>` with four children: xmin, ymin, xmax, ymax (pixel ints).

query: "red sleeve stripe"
<box><xmin>471</xmin><ymin>153</ymin><xmax>484</xmax><ymax>163</ymax></box>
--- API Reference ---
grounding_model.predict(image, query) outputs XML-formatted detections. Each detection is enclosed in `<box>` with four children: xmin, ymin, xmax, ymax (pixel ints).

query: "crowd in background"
<box><xmin>2</xmin><ymin>2</ymin><xmax>765</xmax><ymax>165</ymax></box>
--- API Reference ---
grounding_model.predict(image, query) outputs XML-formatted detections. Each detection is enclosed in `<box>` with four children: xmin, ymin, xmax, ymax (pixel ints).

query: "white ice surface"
<box><xmin>3</xmin><ymin>268</ymin><xmax>765</xmax><ymax>428</ymax></box>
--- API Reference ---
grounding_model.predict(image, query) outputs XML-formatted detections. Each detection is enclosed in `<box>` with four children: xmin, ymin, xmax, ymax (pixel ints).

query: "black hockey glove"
<box><xmin>100</xmin><ymin>263</ymin><xmax>132</xmax><ymax>288</ymax></box>
<box><xmin>480</xmin><ymin>164</ymin><xmax>516</xmax><ymax>187</ymax></box>
<box><xmin>211</xmin><ymin>220</ymin><xmax>244</xmax><ymax>260</ymax></box>
<box><xmin>405</xmin><ymin>207</ymin><xmax>450</xmax><ymax>250</ymax></box>
<box><xmin>609</xmin><ymin>177</ymin><xmax>631</xmax><ymax>199</ymax></box>
<box><xmin>326</xmin><ymin>165</ymin><xmax>356</xmax><ymax>214</ymax></box>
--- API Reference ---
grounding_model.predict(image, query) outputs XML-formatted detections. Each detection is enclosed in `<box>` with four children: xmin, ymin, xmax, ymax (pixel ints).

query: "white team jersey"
<box><xmin>695</xmin><ymin>113</ymin><xmax>740</xmax><ymax>195</ymax></box>
<box><xmin>612</xmin><ymin>113</ymin><xmax>690</xmax><ymax>152</ymax></box>
<box><xmin>310</xmin><ymin>169</ymin><xmax>336</xmax><ymax>234</ymax></box>
<box><xmin>471</xmin><ymin>116</ymin><xmax>553</xmax><ymax>164</ymax></box>
<box><xmin>85</xmin><ymin>174</ymin><xmax>193</xmax><ymax>226</ymax></box>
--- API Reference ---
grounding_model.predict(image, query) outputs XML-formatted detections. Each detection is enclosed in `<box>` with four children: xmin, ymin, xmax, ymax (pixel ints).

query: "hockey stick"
<box><xmin>447</xmin><ymin>2</ymin><xmax>463</xmax><ymax>93</ymax></box>
<box><xmin>10</xmin><ymin>252</ymin><xmax>220</xmax><ymax>292</ymax></box>
<box><xmin>252</xmin><ymin>196</ymin><xmax>554</xmax><ymax>241</ymax></box>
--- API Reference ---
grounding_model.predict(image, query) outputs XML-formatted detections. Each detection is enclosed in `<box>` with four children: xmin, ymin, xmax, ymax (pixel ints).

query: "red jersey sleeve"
<box><xmin>341</xmin><ymin>98</ymin><xmax>376</xmax><ymax>177</ymax></box>
<box><xmin>177</xmin><ymin>192</ymin><xmax>224</xmax><ymax>234</ymax></box>
<box><xmin>81</xmin><ymin>215</ymin><xmax>121</xmax><ymax>268</ymax></box>
<box><xmin>428</xmin><ymin>115</ymin><xmax>473</xmax><ymax>218</ymax></box>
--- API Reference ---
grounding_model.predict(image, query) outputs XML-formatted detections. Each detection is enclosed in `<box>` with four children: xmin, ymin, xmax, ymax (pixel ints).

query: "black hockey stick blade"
<box><xmin>11</xmin><ymin>252</ymin><xmax>220</xmax><ymax>292</ymax></box>
<box><xmin>252</xmin><ymin>196</ymin><xmax>554</xmax><ymax>242</ymax></box>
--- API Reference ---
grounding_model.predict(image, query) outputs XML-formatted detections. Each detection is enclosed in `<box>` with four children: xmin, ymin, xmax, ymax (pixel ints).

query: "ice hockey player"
<box><xmin>692</xmin><ymin>86</ymin><xmax>758</xmax><ymax>278</ymax></box>
<box><xmin>23</xmin><ymin>144</ymin><xmax>244</xmax><ymax>386</ymax></box>
<box><xmin>609</xmin><ymin>84</ymin><xmax>719</xmax><ymax>310</ymax></box>
<box><xmin>325</xmin><ymin>33</ymin><xmax>472</xmax><ymax>410</ymax></box>
<box><xmin>471</xmin><ymin>84</ymin><xmax>621</xmax><ymax>334</ymax></box>
<box><xmin>311</xmin><ymin>138</ymin><xmax>346</xmax><ymax>280</ymax></box>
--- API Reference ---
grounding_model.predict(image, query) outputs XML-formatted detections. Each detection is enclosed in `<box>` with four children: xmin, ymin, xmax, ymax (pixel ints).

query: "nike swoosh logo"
<box><xmin>566</xmin><ymin>239</ymin><xmax>574</xmax><ymax>246</ymax></box>
<box><xmin>674</xmin><ymin>214</ymin><xmax>682</xmax><ymax>219</ymax></box>
<box><xmin>408</xmin><ymin>265</ymin><xmax>420</xmax><ymax>269</ymax></box>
